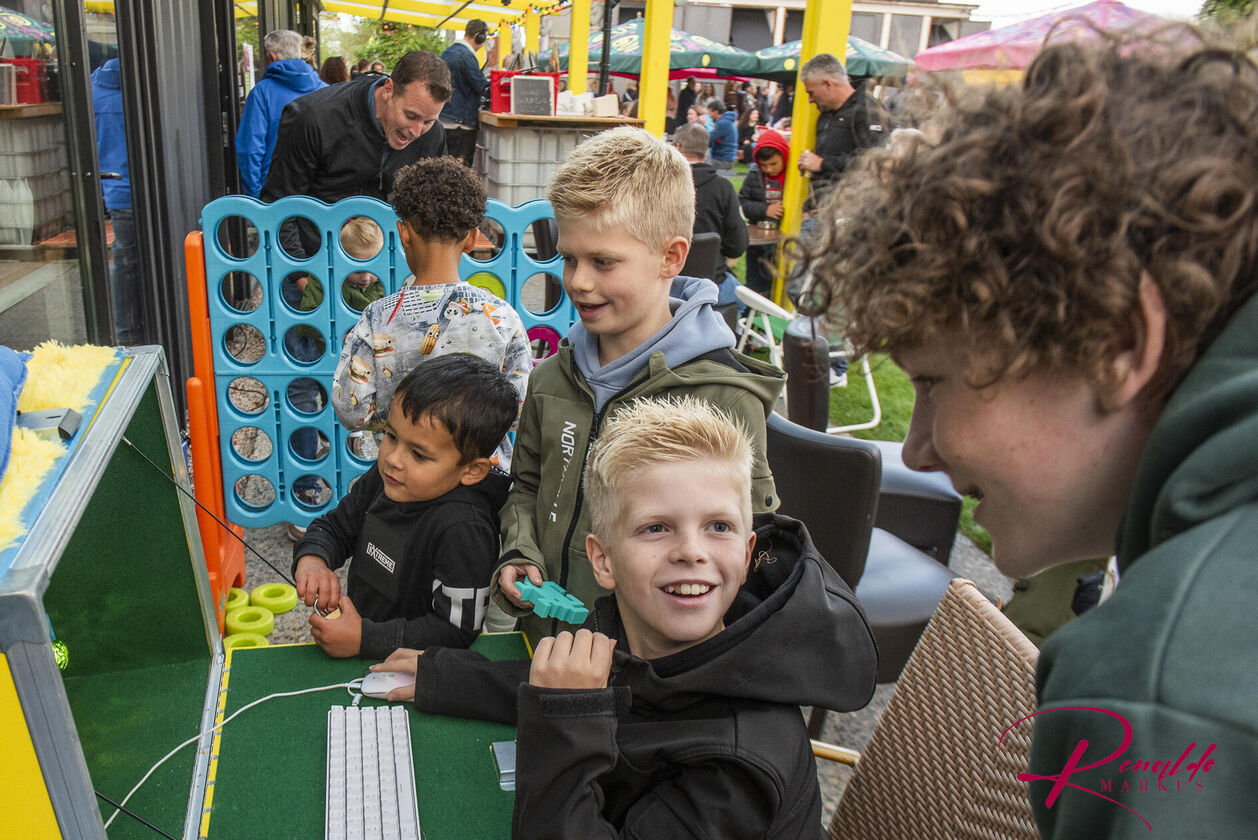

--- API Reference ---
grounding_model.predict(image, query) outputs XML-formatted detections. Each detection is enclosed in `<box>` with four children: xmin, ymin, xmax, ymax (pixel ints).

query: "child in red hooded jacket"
<box><xmin>737</xmin><ymin>129</ymin><xmax>790</xmax><ymax>297</ymax></box>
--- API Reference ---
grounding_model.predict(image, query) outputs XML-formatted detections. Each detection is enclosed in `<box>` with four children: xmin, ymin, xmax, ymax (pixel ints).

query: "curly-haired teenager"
<box><xmin>805</xmin><ymin>30</ymin><xmax>1258</xmax><ymax>838</ymax></box>
<box><xmin>332</xmin><ymin>156</ymin><xmax>532</xmax><ymax>474</ymax></box>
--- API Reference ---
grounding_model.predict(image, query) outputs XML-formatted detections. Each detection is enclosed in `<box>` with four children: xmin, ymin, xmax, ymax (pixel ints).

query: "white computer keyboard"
<box><xmin>326</xmin><ymin>704</ymin><xmax>422</xmax><ymax>840</ymax></box>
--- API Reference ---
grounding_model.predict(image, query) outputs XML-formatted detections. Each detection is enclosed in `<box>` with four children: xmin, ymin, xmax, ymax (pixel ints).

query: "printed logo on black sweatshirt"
<box><xmin>365</xmin><ymin>541</ymin><xmax>396</xmax><ymax>573</ymax></box>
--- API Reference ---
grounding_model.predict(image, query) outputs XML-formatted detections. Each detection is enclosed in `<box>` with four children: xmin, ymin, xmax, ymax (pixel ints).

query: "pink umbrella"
<box><xmin>915</xmin><ymin>0</ymin><xmax>1174</xmax><ymax>72</ymax></box>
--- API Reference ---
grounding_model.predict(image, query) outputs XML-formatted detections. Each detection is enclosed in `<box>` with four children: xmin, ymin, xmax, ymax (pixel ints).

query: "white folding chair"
<box><xmin>734</xmin><ymin>285</ymin><xmax>880</xmax><ymax>433</ymax></box>
<box><xmin>734</xmin><ymin>284</ymin><xmax>793</xmax><ymax>370</ymax></box>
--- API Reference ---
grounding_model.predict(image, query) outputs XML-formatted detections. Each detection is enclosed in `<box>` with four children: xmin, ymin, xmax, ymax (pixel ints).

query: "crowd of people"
<box><xmin>216</xmin><ymin>19</ymin><xmax>1258</xmax><ymax>838</ymax></box>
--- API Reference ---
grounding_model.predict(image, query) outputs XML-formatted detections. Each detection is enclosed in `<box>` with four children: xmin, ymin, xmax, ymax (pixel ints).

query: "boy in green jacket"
<box><xmin>805</xmin><ymin>34</ymin><xmax>1258</xmax><ymax>838</ymax></box>
<box><xmin>493</xmin><ymin>126</ymin><xmax>785</xmax><ymax>644</ymax></box>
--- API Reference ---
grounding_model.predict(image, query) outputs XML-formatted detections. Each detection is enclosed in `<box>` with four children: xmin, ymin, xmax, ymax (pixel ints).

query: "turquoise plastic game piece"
<box><xmin>515</xmin><ymin>580</ymin><xmax>589</xmax><ymax>625</ymax></box>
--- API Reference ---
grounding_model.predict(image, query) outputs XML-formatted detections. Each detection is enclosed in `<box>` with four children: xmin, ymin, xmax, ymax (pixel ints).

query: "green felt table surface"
<box><xmin>206</xmin><ymin>635</ymin><xmax>528</xmax><ymax>839</ymax></box>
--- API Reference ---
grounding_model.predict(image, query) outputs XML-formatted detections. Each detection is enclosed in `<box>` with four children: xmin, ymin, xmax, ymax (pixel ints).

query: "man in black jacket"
<box><xmin>262</xmin><ymin>49</ymin><xmax>451</xmax><ymax>258</ymax></box>
<box><xmin>796</xmin><ymin>53</ymin><xmax>885</xmax><ymax>204</ymax></box>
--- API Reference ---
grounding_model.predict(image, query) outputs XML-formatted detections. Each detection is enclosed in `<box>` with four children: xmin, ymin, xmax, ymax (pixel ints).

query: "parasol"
<box><xmin>754</xmin><ymin>36</ymin><xmax>914</xmax><ymax>80</ymax></box>
<box><xmin>914</xmin><ymin>0</ymin><xmax>1175</xmax><ymax>72</ymax></box>
<box><xmin>539</xmin><ymin>17</ymin><xmax>759</xmax><ymax>76</ymax></box>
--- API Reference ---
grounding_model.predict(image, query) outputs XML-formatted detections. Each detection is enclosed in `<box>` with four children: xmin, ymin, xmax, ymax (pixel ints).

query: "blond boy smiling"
<box><xmin>490</xmin><ymin>126</ymin><xmax>786</xmax><ymax>644</ymax></box>
<box><xmin>376</xmin><ymin>397</ymin><xmax>876</xmax><ymax>838</ymax></box>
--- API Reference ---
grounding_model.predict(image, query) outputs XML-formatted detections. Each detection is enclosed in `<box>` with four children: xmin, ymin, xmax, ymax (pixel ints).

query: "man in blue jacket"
<box><xmin>91</xmin><ymin>57</ymin><xmax>141</xmax><ymax>344</ymax></box>
<box><xmin>706</xmin><ymin>99</ymin><xmax>738</xmax><ymax>170</ymax></box>
<box><xmin>440</xmin><ymin>19</ymin><xmax>490</xmax><ymax>168</ymax></box>
<box><xmin>235</xmin><ymin>29</ymin><xmax>325</xmax><ymax>197</ymax></box>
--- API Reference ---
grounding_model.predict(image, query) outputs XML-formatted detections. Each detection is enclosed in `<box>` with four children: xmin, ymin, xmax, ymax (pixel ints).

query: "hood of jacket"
<box><xmin>717</xmin><ymin>109</ymin><xmax>737</xmax><ymax>125</ymax></box>
<box><xmin>755</xmin><ymin>128</ymin><xmax>789</xmax><ymax>159</ymax></box>
<box><xmin>590</xmin><ymin>514</ymin><xmax>877</xmax><ymax>714</ymax></box>
<box><xmin>571</xmin><ymin>275</ymin><xmax>738</xmax><ymax>412</ymax></box>
<box><xmin>1116</xmin><ymin>289</ymin><xmax>1258</xmax><ymax>572</ymax></box>
<box><xmin>262</xmin><ymin>58</ymin><xmax>326</xmax><ymax>93</ymax></box>
<box><xmin>690</xmin><ymin>161</ymin><xmax>719</xmax><ymax>191</ymax></box>
<box><xmin>91</xmin><ymin>57</ymin><xmax>121</xmax><ymax>91</ymax></box>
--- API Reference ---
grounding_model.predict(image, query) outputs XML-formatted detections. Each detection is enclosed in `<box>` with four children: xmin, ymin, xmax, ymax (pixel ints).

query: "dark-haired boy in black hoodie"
<box><xmin>293</xmin><ymin>353</ymin><xmax>518</xmax><ymax>659</ymax></box>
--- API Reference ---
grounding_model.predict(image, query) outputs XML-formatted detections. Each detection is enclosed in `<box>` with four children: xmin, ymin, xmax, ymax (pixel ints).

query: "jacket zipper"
<box><xmin>551</xmin><ymin>353</ymin><xmax>649</xmax><ymax>635</ymax></box>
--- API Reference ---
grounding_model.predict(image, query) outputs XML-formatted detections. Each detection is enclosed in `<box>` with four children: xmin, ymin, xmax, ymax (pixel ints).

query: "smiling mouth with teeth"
<box><xmin>664</xmin><ymin>583</ymin><xmax>712</xmax><ymax>596</ymax></box>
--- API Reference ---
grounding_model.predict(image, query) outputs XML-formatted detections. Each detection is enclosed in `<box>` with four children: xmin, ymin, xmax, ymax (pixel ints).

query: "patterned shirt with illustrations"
<box><xmin>332</xmin><ymin>281</ymin><xmax>533</xmax><ymax>471</ymax></box>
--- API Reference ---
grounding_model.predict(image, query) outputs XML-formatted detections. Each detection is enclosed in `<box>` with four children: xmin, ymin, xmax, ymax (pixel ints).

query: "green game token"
<box><xmin>52</xmin><ymin>640</ymin><xmax>69</xmax><ymax>671</ymax></box>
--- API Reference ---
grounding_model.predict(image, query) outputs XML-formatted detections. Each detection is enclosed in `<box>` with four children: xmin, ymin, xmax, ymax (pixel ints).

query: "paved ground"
<box><xmin>238</xmin><ymin>523</ymin><xmax>1011</xmax><ymax>829</ymax></box>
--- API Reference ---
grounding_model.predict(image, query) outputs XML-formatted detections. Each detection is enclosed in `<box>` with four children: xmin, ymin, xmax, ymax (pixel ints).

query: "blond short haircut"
<box><xmin>339</xmin><ymin>217</ymin><xmax>384</xmax><ymax>260</ymax></box>
<box><xmin>585</xmin><ymin>396</ymin><xmax>753</xmax><ymax>540</ymax></box>
<box><xmin>548</xmin><ymin>126</ymin><xmax>694</xmax><ymax>253</ymax></box>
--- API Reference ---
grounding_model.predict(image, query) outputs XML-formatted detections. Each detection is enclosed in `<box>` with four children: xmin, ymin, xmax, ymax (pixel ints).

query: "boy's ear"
<box><xmin>458</xmin><ymin>457</ymin><xmax>492</xmax><ymax>486</ymax></box>
<box><xmin>740</xmin><ymin>530</ymin><xmax>756</xmax><ymax>586</ymax></box>
<box><xmin>1099</xmin><ymin>273</ymin><xmax>1167</xmax><ymax>413</ymax></box>
<box><xmin>461</xmin><ymin>229</ymin><xmax>478</xmax><ymax>254</ymax></box>
<box><xmin>660</xmin><ymin>235</ymin><xmax>691</xmax><ymax>280</ymax></box>
<box><xmin>396</xmin><ymin>219</ymin><xmax>413</xmax><ymax>250</ymax></box>
<box><xmin>587</xmin><ymin>534</ymin><xmax>617</xmax><ymax>590</ymax></box>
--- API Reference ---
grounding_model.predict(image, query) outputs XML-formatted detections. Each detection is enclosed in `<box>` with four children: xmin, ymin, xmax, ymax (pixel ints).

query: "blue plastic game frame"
<box><xmin>198</xmin><ymin>194</ymin><xmax>572</xmax><ymax>528</ymax></box>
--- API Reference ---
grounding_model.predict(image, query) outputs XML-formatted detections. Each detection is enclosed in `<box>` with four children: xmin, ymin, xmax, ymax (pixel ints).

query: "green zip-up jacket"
<box><xmin>1029</xmin><ymin>290</ymin><xmax>1258</xmax><ymax>838</ymax></box>
<box><xmin>493</xmin><ymin>341</ymin><xmax>786</xmax><ymax>644</ymax></box>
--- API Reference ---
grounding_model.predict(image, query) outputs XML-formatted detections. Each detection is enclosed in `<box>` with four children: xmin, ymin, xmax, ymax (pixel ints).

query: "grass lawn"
<box><xmin>829</xmin><ymin>355</ymin><xmax>992</xmax><ymax>555</ymax></box>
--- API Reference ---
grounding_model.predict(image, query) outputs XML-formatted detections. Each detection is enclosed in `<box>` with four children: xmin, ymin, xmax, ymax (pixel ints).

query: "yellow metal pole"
<box><xmin>639</xmin><ymin>0</ymin><xmax>673</xmax><ymax>136</ymax></box>
<box><xmin>525</xmin><ymin>11</ymin><xmax>540</xmax><ymax>55</ymax></box>
<box><xmin>498</xmin><ymin>23</ymin><xmax>512</xmax><ymax>69</ymax></box>
<box><xmin>775</xmin><ymin>0</ymin><xmax>850</xmax><ymax>306</ymax></box>
<box><xmin>568</xmin><ymin>0</ymin><xmax>591</xmax><ymax>94</ymax></box>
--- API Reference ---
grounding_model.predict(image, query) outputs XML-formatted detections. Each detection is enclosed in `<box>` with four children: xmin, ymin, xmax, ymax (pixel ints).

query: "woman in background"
<box><xmin>320</xmin><ymin>56</ymin><xmax>349</xmax><ymax>85</ymax></box>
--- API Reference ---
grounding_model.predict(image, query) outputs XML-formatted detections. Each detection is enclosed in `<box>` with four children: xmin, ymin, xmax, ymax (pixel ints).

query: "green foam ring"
<box><xmin>225</xmin><ymin>605</ymin><xmax>275</xmax><ymax>637</ymax></box>
<box><xmin>52</xmin><ymin>640</ymin><xmax>69</xmax><ymax>671</ymax></box>
<box><xmin>465</xmin><ymin>271</ymin><xmax>506</xmax><ymax>300</ymax></box>
<box><xmin>226</xmin><ymin>587</ymin><xmax>250</xmax><ymax>611</ymax></box>
<box><xmin>223</xmin><ymin>632</ymin><xmax>270</xmax><ymax>650</ymax></box>
<box><xmin>250</xmin><ymin>582</ymin><xmax>298</xmax><ymax>615</ymax></box>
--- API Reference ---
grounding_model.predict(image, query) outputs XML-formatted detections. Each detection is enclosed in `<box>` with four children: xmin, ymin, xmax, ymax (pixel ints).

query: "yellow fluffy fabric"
<box><xmin>1</xmin><ymin>341</ymin><xmax>118</xmax><ymax>555</ymax></box>
<box><xmin>17</xmin><ymin>341</ymin><xmax>120</xmax><ymax>413</ymax></box>
<box><xmin>0</xmin><ymin>428</ymin><xmax>66</xmax><ymax>552</ymax></box>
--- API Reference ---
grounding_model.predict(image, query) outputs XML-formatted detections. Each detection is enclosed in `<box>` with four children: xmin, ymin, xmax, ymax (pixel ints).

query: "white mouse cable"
<box><xmin>102</xmin><ymin>681</ymin><xmax>358</xmax><ymax>830</ymax></box>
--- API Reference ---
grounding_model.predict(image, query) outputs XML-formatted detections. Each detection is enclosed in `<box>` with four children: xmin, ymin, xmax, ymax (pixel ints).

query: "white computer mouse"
<box><xmin>360</xmin><ymin>671</ymin><xmax>415</xmax><ymax>699</ymax></box>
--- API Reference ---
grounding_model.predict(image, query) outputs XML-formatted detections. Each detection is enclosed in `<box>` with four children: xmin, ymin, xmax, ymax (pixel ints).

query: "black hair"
<box><xmin>754</xmin><ymin>144</ymin><xmax>783</xmax><ymax>163</ymax></box>
<box><xmin>467</xmin><ymin>19</ymin><xmax>488</xmax><ymax>46</ymax></box>
<box><xmin>392</xmin><ymin>353</ymin><xmax>519</xmax><ymax>463</ymax></box>
<box><xmin>389</xmin><ymin>156</ymin><xmax>486</xmax><ymax>242</ymax></box>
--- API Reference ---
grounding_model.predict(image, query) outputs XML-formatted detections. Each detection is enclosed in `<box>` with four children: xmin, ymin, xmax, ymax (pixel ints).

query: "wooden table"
<box><xmin>748</xmin><ymin>223</ymin><xmax>783</xmax><ymax>246</ymax></box>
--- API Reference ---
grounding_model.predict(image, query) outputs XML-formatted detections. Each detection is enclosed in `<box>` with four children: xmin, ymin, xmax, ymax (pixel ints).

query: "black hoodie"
<box><xmin>292</xmin><ymin>465</ymin><xmax>509</xmax><ymax>659</ymax></box>
<box><xmin>691</xmin><ymin>160</ymin><xmax>749</xmax><ymax>278</ymax></box>
<box><xmin>414</xmin><ymin>515</ymin><xmax>877</xmax><ymax>838</ymax></box>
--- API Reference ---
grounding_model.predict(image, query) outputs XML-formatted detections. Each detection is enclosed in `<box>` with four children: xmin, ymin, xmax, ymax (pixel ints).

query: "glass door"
<box><xmin>0</xmin><ymin>0</ymin><xmax>114</xmax><ymax>351</ymax></box>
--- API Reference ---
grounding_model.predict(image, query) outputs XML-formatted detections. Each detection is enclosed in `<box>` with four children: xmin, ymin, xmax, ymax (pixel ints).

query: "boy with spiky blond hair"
<box><xmin>489</xmin><ymin>126</ymin><xmax>786</xmax><ymax>644</ymax></box>
<box><xmin>375</xmin><ymin>396</ymin><xmax>876</xmax><ymax>838</ymax></box>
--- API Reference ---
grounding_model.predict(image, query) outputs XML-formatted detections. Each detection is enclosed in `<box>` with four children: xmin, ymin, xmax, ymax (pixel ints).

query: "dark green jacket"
<box><xmin>493</xmin><ymin>341</ymin><xmax>786</xmax><ymax>644</ymax></box>
<box><xmin>1029</xmin><ymin>290</ymin><xmax>1258</xmax><ymax>838</ymax></box>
